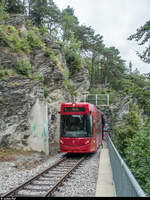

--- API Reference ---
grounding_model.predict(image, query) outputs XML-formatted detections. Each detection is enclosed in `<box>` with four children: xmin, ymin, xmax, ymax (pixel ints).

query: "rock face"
<box><xmin>32</xmin><ymin>35</ymin><xmax>67</xmax><ymax>91</ymax></box>
<box><xmin>0</xmin><ymin>76</ymin><xmax>44</xmax><ymax>149</ymax></box>
<box><xmin>0</xmin><ymin>15</ymin><xmax>91</xmax><ymax>153</ymax></box>
<box><xmin>110</xmin><ymin>94</ymin><xmax>132</xmax><ymax>128</ymax></box>
<box><xmin>71</xmin><ymin>67</ymin><xmax>90</xmax><ymax>101</ymax></box>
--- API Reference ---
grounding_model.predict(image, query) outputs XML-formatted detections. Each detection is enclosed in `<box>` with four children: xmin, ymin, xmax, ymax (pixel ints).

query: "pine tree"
<box><xmin>29</xmin><ymin>0</ymin><xmax>48</xmax><ymax>27</ymax></box>
<box><xmin>129</xmin><ymin>61</ymin><xmax>133</xmax><ymax>74</ymax></box>
<box><xmin>61</xmin><ymin>6</ymin><xmax>79</xmax><ymax>42</ymax></box>
<box><xmin>128</xmin><ymin>20</ymin><xmax>150</xmax><ymax>63</ymax></box>
<box><xmin>5</xmin><ymin>0</ymin><xmax>24</xmax><ymax>14</ymax></box>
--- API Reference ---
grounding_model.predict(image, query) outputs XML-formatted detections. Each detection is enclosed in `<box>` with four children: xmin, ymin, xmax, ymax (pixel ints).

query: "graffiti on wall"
<box><xmin>30</xmin><ymin>124</ymin><xmax>38</xmax><ymax>135</ymax></box>
<box><xmin>30</xmin><ymin>123</ymin><xmax>48</xmax><ymax>144</ymax></box>
<box><xmin>42</xmin><ymin>123</ymin><xmax>48</xmax><ymax>143</ymax></box>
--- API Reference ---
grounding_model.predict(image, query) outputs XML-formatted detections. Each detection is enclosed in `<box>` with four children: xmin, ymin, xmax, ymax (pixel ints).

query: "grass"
<box><xmin>0</xmin><ymin>147</ymin><xmax>27</xmax><ymax>161</ymax></box>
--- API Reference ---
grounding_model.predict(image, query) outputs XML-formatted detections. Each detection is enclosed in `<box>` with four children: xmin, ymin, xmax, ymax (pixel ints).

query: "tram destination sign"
<box><xmin>64</xmin><ymin>107</ymin><xmax>85</xmax><ymax>112</ymax></box>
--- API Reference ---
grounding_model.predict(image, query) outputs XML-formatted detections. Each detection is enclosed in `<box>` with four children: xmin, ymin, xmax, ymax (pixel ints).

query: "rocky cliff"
<box><xmin>0</xmin><ymin>15</ymin><xmax>90</xmax><ymax>153</ymax></box>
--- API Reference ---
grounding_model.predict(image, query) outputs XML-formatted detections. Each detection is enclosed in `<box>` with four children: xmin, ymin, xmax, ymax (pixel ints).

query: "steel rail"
<box><xmin>1</xmin><ymin>154</ymin><xmax>88</xmax><ymax>197</ymax></box>
<box><xmin>44</xmin><ymin>154</ymin><xmax>88</xmax><ymax>197</ymax></box>
<box><xmin>1</xmin><ymin>157</ymin><xmax>67</xmax><ymax>197</ymax></box>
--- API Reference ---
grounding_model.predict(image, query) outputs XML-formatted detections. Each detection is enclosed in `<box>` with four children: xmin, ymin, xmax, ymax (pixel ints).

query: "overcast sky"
<box><xmin>54</xmin><ymin>0</ymin><xmax>150</xmax><ymax>74</ymax></box>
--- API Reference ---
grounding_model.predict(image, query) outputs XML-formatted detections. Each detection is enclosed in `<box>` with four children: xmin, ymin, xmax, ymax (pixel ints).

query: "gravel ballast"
<box><xmin>0</xmin><ymin>147</ymin><xmax>101</xmax><ymax>197</ymax></box>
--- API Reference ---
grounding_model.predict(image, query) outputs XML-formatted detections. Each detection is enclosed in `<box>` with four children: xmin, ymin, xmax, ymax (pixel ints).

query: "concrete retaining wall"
<box><xmin>27</xmin><ymin>99</ymin><xmax>49</xmax><ymax>155</ymax></box>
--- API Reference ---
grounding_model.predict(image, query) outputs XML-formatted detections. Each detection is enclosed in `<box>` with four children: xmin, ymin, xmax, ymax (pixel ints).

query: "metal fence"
<box><xmin>83</xmin><ymin>94</ymin><xmax>109</xmax><ymax>106</ymax></box>
<box><xmin>107</xmin><ymin>136</ymin><xmax>146</xmax><ymax>197</ymax></box>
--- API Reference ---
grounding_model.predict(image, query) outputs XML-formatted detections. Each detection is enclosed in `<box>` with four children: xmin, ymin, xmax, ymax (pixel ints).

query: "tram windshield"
<box><xmin>60</xmin><ymin>115</ymin><xmax>92</xmax><ymax>137</ymax></box>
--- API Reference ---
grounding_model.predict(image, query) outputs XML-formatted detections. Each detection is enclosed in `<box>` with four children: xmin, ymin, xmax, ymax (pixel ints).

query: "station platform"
<box><xmin>95</xmin><ymin>140</ymin><xmax>116</xmax><ymax>197</ymax></box>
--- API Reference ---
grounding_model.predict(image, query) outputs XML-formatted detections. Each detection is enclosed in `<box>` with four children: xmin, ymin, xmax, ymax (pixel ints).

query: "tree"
<box><xmin>29</xmin><ymin>0</ymin><xmax>48</xmax><ymax>27</ymax></box>
<box><xmin>128</xmin><ymin>20</ymin><xmax>150</xmax><ymax>63</ymax></box>
<box><xmin>89</xmin><ymin>34</ymin><xmax>104</xmax><ymax>87</ymax></box>
<box><xmin>100</xmin><ymin>47</ymin><xmax>126</xmax><ymax>88</ymax></box>
<box><xmin>74</xmin><ymin>25</ymin><xmax>95</xmax><ymax>52</ymax></box>
<box><xmin>45</xmin><ymin>0</ymin><xmax>61</xmax><ymax>36</ymax></box>
<box><xmin>61</xmin><ymin>6</ymin><xmax>79</xmax><ymax>42</ymax></box>
<box><xmin>0</xmin><ymin>1</ymin><xmax>9</xmax><ymax>22</ymax></box>
<box><xmin>74</xmin><ymin>25</ymin><xmax>105</xmax><ymax>86</ymax></box>
<box><xmin>4</xmin><ymin>0</ymin><xmax>24</xmax><ymax>14</ymax></box>
<box><xmin>63</xmin><ymin>34</ymin><xmax>82</xmax><ymax>76</ymax></box>
<box><xmin>125</xmin><ymin>123</ymin><xmax>150</xmax><ymax>196</ymax></box>
<box><xmin>129</xmin><ymin>61</ymin><xmax>133</xmax><ymax>74</ymax></box>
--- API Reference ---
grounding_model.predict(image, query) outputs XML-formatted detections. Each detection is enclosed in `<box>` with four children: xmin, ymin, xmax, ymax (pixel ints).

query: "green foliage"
<box><xmin>100</xmin><ymin>46</ymin><xmax>126</xmax><ymax>87</ymax></box>
<box><xmin>124</xmin><ymin>123</ymin><xmax>150</xmax><ymax>196</ymax></box>
<box><xmin>62</xmin><ymin>68</ymin><xmax>76</xmax><ymax>96</ymax></box>
<box><xmin>16</xmin><ymin>60</ymin><xmax>33</xmax><ymax>76</ymax></box>
<box><xmin>115</xmin><ymin>73</ymin><xmax>150</xmax><ymax>117</ymax></box>
<box><xmin>128</xmin><ymin>20</ymin><xmax>150</xmax><ymax>63</ymax></box>
<box><xmin>44</xmin><ymin>48</ymin><xmax>58</xmax><ymax>64</ymax></box>
<box><xmin>39</xmin><ymin>26</ymin><xmax>49</xmax><ymax>35</ymax></box>
<box><xmin>0</xmin><ymin>64</ymin><xmax>11</xmax><ymax>77</ymax></box>
<box><xmin>67</xmin><ymin>84</ymin><xmax>76</xmax><ymax>97</ymax></box>
<box><xmin>67</xmin><ymin>83</ymin><xmax>76</xmax><ymax>97</ymax></box>
<box><xmin>0</xmin><ymin>69</ymin><xmax>10</xmax><ymax>77</ymax></box>
<box><xmin>0</xmin><ymin>2</ymin><xmax>9</xmax><ymax>22</ymax></box>
<box><xmin>112</xmin><ymin>103</ymin><xmax>150</xmax><ymax>195</ymax></box>
<box><xmin>44</xmin><ymin>0</ymin><xmax>61</xmax><ymax>36</ymax></box>
<box><xmin>0</xmin><ymin>25</ymin><xmax>29</xmax><ymax>53</ymax></box>
<box><xmin>62</xmin><ymin>68</ymin><xmax>69</xmax><ymax>80</ymax></box>
<box><xmin>90</xmin><ymin>88</ymin><xmax>107</xmax><ymax>94</ymax></box>
<box><xmin>0</xmin><ymin>96</ymin><xmax>3</xmax><ymax>104</ymax></box>
<box><xmin>63</xmin><ymin>79</ymin><xmax>76</xmax><ymax>97</ymax></box>
<box><xmin>44</xmin><ymin>86</ymin><xmax>50</xmax><ymax>98</ymax></box>
<box><xmin>112</xmin><ymin>104</ymin><xmax>141</xmax><ymax>157</ymax></box>
<box><xmin>27</xmin><ymin>29</ymin><xmax>44</xmax><ymax>50</ymax></box>
<box><xmin>61</xmin><ymin>5</ymin><xmax>79</xmax><ymax>42</ymax></box>
<box><xmin>65</xmin><ymin>51</ymin><xmax>82</xmax><ymax>75</ymax></box>
<box><xmin>90</xmin><ymin>88</ymin><xmax>115</xmax><ymax>104</ymax></box>
<box><xmin>0</xmin><ymin>23</ymin><xmax>45</xmax><ymax>54</ymax></box>
<box><xmin>74</xmin><ymin>25</ymin><xmax>95</xmax><ymax>51</ymax></box>
<box><xmin>62</xmin><ymin>35</ymin><xmax>82</xmax><ymax>76</ymax></box>
<box><xmin>29</xmin><ymin>0</ymin><xmax>48</xmax><ymax>27</ymax></box>
<box><xmin>31</xmin><ymin>74</ymin><xmax>44</xmax><ymax>83</ymax></box>
<box><xmin>5</xmin><ymin>0</ymin><xmax>24</xmax><ymax>14</ymax></box>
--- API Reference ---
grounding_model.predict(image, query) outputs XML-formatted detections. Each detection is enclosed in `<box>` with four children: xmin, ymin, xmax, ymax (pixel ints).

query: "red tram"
<box><xmin>59</xmin><ymin>102</ymin><xmax>104</xmax><ymax>153</ymax></box>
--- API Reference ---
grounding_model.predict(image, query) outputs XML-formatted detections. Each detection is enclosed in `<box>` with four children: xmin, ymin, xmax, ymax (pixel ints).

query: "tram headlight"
<box><xmin>85</xmin><ymin>140</ymin><xmax>90</xmax><ymax>144</ymax></box>
<box><xmin>60</xmin><ymin>140</ymin><xmax>64</xmax><ymax>144</ymax></box>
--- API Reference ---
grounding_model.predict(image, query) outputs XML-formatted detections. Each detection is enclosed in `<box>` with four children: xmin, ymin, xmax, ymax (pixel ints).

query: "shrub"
<box><xmin>44</xmin><ymin>86</ymin><xmax>50</xmax><ymax>98</ymax></box>
<box><xmin>16</xmin><ymin>60</ymin><xmax>33</xmax><ymax>76</ymax></box>
<box><xmin>112</xmin><ymin>104</ymin><xmax>142</xmax><ymax>157</ymax></box>
<box><xmin>61</xmin><ymin>35</ymin><xmax>82</xmax><ymax>76</ymax></box>
<box><xmin>0</xmin><ymin>24</ymin><xmax>44</xmax><ymax>54</ymax></box>
<box><xmin>0</xmin><ymin>3</ymin><xmax>9</xmax><ymax>23</ymax></box>
<box><xmin>31</xmin><ymin>74</ymin><xmax>44</xmax><ymax>83</ymax></box>
<box><xmin>44</xmin><ymin>48</ymin><xmax>58</xmax><ymax>65</ymax></box>
<box><xmin>0</xmin><ymin>65</ymin><xmax>11</xmax><ymax>77</ymax></box>
<box><xmin>0</xmin><ymin>97</ymin><xmax>3</xmax><ymax>104</ymax></box>
<box><xmin>65</xmin><ymin>50</ymin><xmax>82</xmax><ymax>75</ymax></box>
<box><xmin>27</xmin><ymin>30</ymin><xmax>44</xmax><ymax>50</ymax></box>
<box><xmin>124</xmin><ymin>124</ymin><xmax>150</xmax><ymax>196</ymax></box>
<box><xmin>0</xmin><ymin>25</ymin><xmax>30</xmax><ymax>53</ymax></box>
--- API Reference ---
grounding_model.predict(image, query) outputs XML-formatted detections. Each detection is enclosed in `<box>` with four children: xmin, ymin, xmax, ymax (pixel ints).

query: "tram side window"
<box><xmin>89</xmin><ymin>115</ymin><xmax>93</xmax><ymax>137</ymax></box>
<box><xmin>60</xmin><ymin>115</ymin><xmax>65</xmax><ymax>136</ymax></box>
<box><xmin>95</xmin><ymin>117</ymin><xmax>101</xmax><ymax>135</ymax></box>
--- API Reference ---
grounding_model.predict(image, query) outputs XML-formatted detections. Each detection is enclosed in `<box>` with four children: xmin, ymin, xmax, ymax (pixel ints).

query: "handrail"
<box><xmin>107</xmin><ymin>136</ymin><xmax>146</xmax><ymax>197</ymax></box>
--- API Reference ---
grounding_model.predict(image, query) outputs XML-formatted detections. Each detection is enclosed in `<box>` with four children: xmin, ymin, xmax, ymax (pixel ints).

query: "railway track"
<box><xmin>1</xmin><ymin>153</ymin><xmax>88</xmax><ymax>197</ymax></box>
